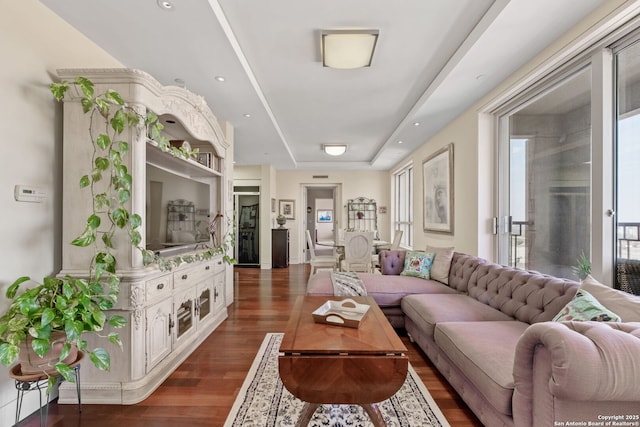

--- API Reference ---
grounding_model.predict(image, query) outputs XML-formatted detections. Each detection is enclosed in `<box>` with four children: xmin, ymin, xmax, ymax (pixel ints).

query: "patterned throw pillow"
<box><xmin>400</xmin><ymin>251</ymin><xmax>435</xmax><ymax>280</ymax></box>
<box><xmin>553</xmin><ymin>289</ymin><xmax>622</xmax><ymax>322</ymax></box>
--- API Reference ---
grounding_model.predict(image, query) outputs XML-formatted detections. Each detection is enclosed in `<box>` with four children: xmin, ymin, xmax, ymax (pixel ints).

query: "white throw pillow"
<box><xmin>580</xmin><ymin>275</ymin><xmax>640</xmax><ymax>322</ymax></box>
<box><xmin>425</xmin><ymin>245</ymin><xmax>454</xmax><ymax>284</ymax></box>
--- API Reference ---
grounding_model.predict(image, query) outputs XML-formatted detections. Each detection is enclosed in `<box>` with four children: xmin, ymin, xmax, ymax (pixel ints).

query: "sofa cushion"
<box><xmin>552</xmin><ymin>289</ymin><xmax>621</xmax><ymax>322</ymax></box>
<box><xmin>425</xmin><ymin>245</ymin><xmax>454</xmax><ymax>284</ymax></box>
<box><xmin>435</xmin><ymin>321</ymin><xmax>529</xmax><ymax>416</ymax></box>
<box><xmin>400</xmin><ymin>250</ymin><xmax>435</xmax><ymax>279</ymax></box>
<box><xmin>580</xmin><ymin>275</ymin><xmax>640</xmax><ymax>321</ymax></box>
<box><xmin>379</xmin><ymin>250</ymin><xmax>406</xmax><ymax>275</ymax></box>
<box><xmin>401</xmin><ymin>294</ymin><xmax>513</xmax><ymax>338</ymax></box>
<box><xmin>306</xmin><ymin>271</ymin><xmax>456</xmax><ymax>307</ymax></box>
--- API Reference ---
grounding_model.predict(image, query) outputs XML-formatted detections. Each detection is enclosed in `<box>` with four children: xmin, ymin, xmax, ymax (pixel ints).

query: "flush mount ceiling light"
<box><xmin>323</xmin><ymin>144</ymin><xmax>347</xmax><ymax>156</ymax></box>
<box><xmin>321</xmin><ymin>29</ymin><xmax>379</xmax><ymax>69</ymax></box>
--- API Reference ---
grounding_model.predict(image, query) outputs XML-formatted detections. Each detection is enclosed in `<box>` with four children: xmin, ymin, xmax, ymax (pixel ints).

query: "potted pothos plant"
<box><xmin>0</xmin><ymin>76</ymin><xmax>231</xmax><ymax>391</ymax></box>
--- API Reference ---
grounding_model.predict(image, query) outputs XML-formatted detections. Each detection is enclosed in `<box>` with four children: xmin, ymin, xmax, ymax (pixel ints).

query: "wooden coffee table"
<box><xmin>279</xmin><ymin>296</ymin><xmax>408</xmax><ymax>427</ymax></box>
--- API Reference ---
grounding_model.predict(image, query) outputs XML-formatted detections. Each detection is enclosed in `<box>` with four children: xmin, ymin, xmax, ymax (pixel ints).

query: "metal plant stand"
<box><xmin>10</xmin><ymin>351</ymin><xmax>83</xmax><ymax>427</ymax></box>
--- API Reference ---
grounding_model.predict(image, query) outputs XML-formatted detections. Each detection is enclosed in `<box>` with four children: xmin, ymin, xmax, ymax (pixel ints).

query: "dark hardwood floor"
<box><xmin>22</xmin><ymin>264</ymin><xmax>482</xmax><ymax>426</ymax></box>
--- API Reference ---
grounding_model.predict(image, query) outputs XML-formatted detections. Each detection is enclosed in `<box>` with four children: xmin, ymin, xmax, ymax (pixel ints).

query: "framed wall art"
<box><xmin>317</xmin><ymin>209</ymin><xmax>333</xmax><ymax>223</ymax></box>
<box><xmin>279</xmin><ymin>199</ymin><xmax>295</xmax><ymax>220</ymax></box>
<box><xmin>423</xmin><ymin>143</ymin><xmax>454</xmax><ymax>234</ymax></box>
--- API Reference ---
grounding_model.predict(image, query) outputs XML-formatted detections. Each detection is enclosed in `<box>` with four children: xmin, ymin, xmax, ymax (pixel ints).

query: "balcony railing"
<box><xmin>617</xmin><ymin>222</ymin><xmax>640</xmax><ymax>259</ymax></box>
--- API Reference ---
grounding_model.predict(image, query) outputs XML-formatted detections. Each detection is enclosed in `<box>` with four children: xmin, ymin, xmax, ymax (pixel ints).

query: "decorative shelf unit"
<box><xmin>347</xmin><ymin>197</ymin><xmax>378</xmax><ymax>238</ymax></box>
<box><xmin>56</xmin><ymin>68</ymin><xmax>232</xmax><ymax>405</ymax></box>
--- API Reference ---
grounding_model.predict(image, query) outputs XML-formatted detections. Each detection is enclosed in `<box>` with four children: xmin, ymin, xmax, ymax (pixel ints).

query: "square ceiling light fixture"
<box><xmin>323</xmin><ymin>144</ymin><xmax>348</xmax><ymax>156</ymax></box>
<box><xmin>321</xmin><ymin>29</ymin><xmax>379</xmax><ymax>69</ymax></box>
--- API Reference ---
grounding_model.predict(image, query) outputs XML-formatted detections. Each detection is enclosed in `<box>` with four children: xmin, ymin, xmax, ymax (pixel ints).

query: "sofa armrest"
<box><xmin>513</xmin><ymin>321</ymin><xmax>640</xmax><ymax>426</ymax></box>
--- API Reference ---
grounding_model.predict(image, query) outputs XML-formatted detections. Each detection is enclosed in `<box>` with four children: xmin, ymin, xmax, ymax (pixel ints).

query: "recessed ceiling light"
<box><xmin>157</xmin><ymin>0</ymin><xmax>174</xmax><ymax>11</ymax></box>
<box><xmin>413</xmin><ymin>122</ymin><xmax>421</xmax><ymax>126</ymax></box>
<box><xmin>398</xmin><ymin>140</ymin><xmax>404</xmax><ymax>144</ymax></box>
<box><xmin>243</xmin><ymin>113</ymin><xmax>251</xmax><ymax>118</ymax></box>
<box><xmin>214</xmin><ymin>76</ymin><xmax>225</xmax><ymax>82</ymax></box>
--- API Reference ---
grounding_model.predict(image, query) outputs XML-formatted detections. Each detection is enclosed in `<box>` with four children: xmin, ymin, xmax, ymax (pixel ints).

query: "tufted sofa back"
<box><xmin>382</xmin><ymin>250</ymin><xmax>580</xmax><ymax>324</ymax></box>
<box><xmin>447</xmin><ymin>252</ymin><xmax>489</xmax><ymax>293</ymax></box>
<box><xmin>466</xmin><ymin>262</ymin><xmax>580</xmax><ymax>324</ymax></box>
<box><xmin>379</xmin><ymin>250</ymin><xmax>406</xmax><ymax>275</ymax></box>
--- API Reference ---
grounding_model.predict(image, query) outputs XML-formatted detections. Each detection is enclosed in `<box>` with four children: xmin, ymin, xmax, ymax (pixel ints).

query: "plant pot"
<box><xmin>17</xmin><ymin>331</ymin><xmax>78</xmax><ymax>375</ymax></box>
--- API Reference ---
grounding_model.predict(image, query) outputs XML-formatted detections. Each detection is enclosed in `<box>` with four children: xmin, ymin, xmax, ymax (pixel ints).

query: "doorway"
<box><xmin>234</xmin><ymin>187</ymin><xmax>260</xmax><ymax>266</ymax></box>
<box><xmin>304</xmin><ymin>185</ymin><xmax>339</xmax><ymax>261</ymax></box>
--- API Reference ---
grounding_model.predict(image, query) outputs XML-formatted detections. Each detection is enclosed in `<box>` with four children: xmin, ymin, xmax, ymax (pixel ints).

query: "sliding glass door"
<box><xmin>614</xmin><ymin>39</ymin><xmax>640</xmax><ymax>294</ymax></box>
<box><xmin>498</xmin><ymin>67</ymin><xmax>592</xmax><ymax>278</ymax></box>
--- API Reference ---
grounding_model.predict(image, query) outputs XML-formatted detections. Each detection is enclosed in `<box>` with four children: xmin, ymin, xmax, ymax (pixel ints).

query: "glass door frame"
<box><xmin>494</xmin><ymin>53</ymin><xmax>615</xmax><ymax>281</ymax></box>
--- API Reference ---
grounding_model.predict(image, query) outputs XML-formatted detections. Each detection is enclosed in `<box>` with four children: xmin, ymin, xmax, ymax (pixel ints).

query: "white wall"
<box><xmin>389</xmin><ymin>0</ymin><xmax>634</xmax><ymax>259</ymax></box>
<box><xmin>276</xmin><ymin>170</ymin><xmax>390</xmax><ymax>264</ymax></box>
<box><xmin>0</xmin><ymin>1</ymin><xmax>122</xmax><ymax>424</ymax></box>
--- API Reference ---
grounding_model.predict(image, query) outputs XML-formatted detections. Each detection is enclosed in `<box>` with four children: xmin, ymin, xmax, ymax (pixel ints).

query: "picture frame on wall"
<box><xmin>317</xmin><ymin>209</ymin><xmax>333</xmax><ymax>223</ymax></box>
<box><xmin>279</xmin><ymin>199</ymin><xmax>295</xmax><ymax>220</ymax></box>
<box><xmin>423</xmin><ymin>143</ymin><xmax>454</xmax><ymax>234</ymax></box>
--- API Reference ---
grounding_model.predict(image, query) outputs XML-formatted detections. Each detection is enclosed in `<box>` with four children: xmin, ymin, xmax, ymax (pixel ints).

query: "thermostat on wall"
<box><xmin>14</xmin><ymin>185</ymin><xmax>46</xmax><ymax>203</ymax></box>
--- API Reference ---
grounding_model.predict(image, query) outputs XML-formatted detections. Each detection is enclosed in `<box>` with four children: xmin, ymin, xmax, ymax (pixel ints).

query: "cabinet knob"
<box><xmin>157</xmin><ymin>283</ymin><xmax>164</xmax><ymax>290</ymax></box>
<box><xmin>182</xmin><ymin>274</ymin><xmax>188</xmax><ymax>280</ymax></box>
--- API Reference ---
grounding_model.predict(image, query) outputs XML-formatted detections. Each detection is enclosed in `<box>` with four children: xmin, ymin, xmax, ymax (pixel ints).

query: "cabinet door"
<box><xmin>213</xmin><ymin>272</ymin><xmax>226</xmax><ymax>314</ymax></box>
<box><xmin>146</xmin><ymin>298</ymin><xmax>172</xmax><ymax>372</ymax></box>
<box><xmin>173</xmin><ymin>287</ymin><xmax>197</xmax><ymax>347</ymax></box>
<box><xmin>196</xmin><ymin>279</ymin><xmax>214</xmax><ymax>325</ymax></box>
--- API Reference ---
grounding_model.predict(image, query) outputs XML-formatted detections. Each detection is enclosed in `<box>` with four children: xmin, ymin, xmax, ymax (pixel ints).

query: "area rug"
<box><xmin>224</xmin><ymin>333</ymin><xmax>450</xmax><ymax>427</ymax></box>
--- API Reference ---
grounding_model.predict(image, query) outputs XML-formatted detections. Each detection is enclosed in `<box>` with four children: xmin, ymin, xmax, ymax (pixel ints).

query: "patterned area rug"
<box><xmin>224</xmin><ymin>333</ymin><xmax>450</xmax><ymax>427</ymax></box>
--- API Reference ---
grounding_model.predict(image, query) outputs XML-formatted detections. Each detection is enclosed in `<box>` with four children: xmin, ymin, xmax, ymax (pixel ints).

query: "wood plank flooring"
<box><xmin>21</xmin><ymin>264</ymin><xmax>482</xmax><ymax>426</ymax></box>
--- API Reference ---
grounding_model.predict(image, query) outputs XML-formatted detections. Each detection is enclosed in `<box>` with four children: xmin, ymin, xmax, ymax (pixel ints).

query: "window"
<box><xmin>393</xmin><ymin>163</ymin><xmax>413</xmax><ymax>248</ymax></box>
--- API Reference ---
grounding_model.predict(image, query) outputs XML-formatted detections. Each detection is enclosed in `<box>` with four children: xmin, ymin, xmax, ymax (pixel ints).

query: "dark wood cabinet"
<box><xmin>272</xmin><ymin>228</ymin><xmax>289</xmax><ymax>268</ymax></box>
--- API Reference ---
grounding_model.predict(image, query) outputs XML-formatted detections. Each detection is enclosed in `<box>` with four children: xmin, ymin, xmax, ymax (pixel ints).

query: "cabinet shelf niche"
<box><xmin>146</xmin><ymin>139</ymin><xmax>222</xmax><ymax>179</ymax></box>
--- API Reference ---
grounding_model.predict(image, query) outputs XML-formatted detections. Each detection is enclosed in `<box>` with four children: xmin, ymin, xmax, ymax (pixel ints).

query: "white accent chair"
<box><xmin>305</xmin><ymin>229</ymin><xmax>336</xmax><ymax>279</ymax></box>
<box><xmin>340</xmin><ymin>231</ymin><xmax>374</xmax><ymax>273</ymax></box>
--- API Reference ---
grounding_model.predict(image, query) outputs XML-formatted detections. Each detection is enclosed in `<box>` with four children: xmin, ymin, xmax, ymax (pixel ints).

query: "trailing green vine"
<box><xmin>0</xmin><ymin>76</ymin><xmax>233</xmax><ymax>392</ymax></box>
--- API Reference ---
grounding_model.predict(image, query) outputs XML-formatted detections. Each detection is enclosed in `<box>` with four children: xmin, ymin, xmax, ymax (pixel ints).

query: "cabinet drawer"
<box><xmin>212</xmin><ymin>256</ymin><xmax>225</xmax><ymax>274</ymax></box>
<box><xmin>173</xmin><ymin>261</ymin><xmax>214</xmax><ymax>288</ymax></box>
<box><xmin>145</xmin><ymin>274</ymin><xmax>173</xmax><ymax>303</ymax></box>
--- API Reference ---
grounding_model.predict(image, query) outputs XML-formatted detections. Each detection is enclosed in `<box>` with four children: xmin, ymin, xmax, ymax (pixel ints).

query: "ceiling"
<box><xmin>40</xmin><ymin>0</ymin><xmax>607</xmax><ymax>171</ymax></box>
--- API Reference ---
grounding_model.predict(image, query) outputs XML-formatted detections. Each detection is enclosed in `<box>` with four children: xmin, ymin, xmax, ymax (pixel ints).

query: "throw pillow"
<box><xmin>580</xmin><ymin>275</ymin><xmax>640</xmax><ymax>322</ymax></box>
<box><xmin>425</xmin><ymin>245</ymin><xmax>454</xmax><ymax>284</ymax></box>
<box><xmin>553</xmin><ymin>289</ymin><xmax>621</xmax><ymax>322</ymax></box>
<box><xmin>400</xmin><ymin>251</ymin><xmax>435</xmax><ymax>280</ymax></box>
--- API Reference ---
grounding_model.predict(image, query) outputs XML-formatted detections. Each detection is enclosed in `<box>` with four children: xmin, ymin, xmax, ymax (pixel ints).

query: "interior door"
<box><xmin>234</xmin><ymin>190</ymin><xmax>260</xmax><ymax>266</ymax></box>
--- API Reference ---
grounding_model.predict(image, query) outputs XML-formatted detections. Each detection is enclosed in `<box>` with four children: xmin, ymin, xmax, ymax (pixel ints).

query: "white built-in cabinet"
<box><xmin>55</xmin><ymin>68</ymin><xmax>232</xmax><ymax>404</ymax></box>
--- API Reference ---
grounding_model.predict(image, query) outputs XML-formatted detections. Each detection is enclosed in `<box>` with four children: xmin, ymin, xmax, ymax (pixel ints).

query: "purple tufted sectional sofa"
<box><xmin>306</xmin><ymin>250</ymin><xmax>640</xmax><ymax>427</ymax></box>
